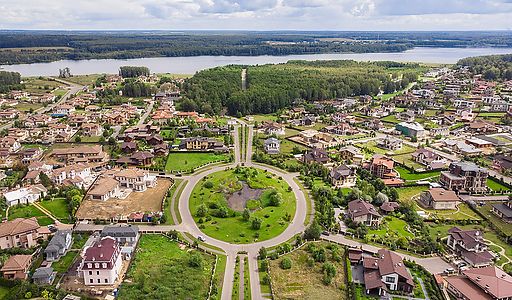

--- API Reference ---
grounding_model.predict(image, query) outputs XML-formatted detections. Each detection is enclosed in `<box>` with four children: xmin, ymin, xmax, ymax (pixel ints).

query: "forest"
<box><xmin>0</xmin><ymin>71</ymin><xmax>23</xmax><ymax>93</ymax></box>
<box><xmin>181</xmin><ymin>60</ymin><xmax>421</xmax><ymax>116</ymax></box>
<box><xmin>119</xmin><ymin>66</ymin><xmax>150</xmax><ymax>78</ymax></box>
<box><xmin>0</xmin><ymin>31</ymin><xmax>511</xmax><ymax>65</ymax></box>
<box><xmin>457</xmin><ymin>54</ymin><xmax>512</xmax><ymax>80</ymax></box>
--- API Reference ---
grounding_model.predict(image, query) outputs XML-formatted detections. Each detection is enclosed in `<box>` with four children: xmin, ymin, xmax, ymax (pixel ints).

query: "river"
<box><xmin>2</xmin><ymin>47</ymin><xmax>512</xmax><ymax>77</ymax></box>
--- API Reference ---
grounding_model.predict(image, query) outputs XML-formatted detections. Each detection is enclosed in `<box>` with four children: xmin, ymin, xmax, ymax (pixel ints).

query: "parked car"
<box><xmin>197</xmin><ymin>235</ymin><xmax>206</xmax><ymax>242</ymax></box>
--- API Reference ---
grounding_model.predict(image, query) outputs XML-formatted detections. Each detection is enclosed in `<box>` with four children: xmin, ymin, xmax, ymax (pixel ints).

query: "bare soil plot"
<box><xmin>76</xmin><ymin>178</ymin><xmax>171</xmax><ymax>220</ymax></box>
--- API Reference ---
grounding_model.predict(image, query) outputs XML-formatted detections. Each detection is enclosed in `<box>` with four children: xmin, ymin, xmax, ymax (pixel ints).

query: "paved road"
<box><xmin>322</xmin><ymin>234</ymin><xmax>451</xmax><ymax>275</ymax></box>
<box><xmin>458</xmin><ymin>195</ymin><xmax>510</xmax><ymax>202</ymax></box>
<box><xmin>137</xmin><ymin>100</ymin><xmax>155</xmax><ymax>126</ymax></box>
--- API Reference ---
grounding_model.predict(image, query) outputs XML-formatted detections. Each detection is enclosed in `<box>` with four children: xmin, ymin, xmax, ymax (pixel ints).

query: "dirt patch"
<box><xmin>226</xmin><ymin>181</ymin><xmax>264</xmax><ymax>212</ymax></box>
<box><xmin>76</xmin><ymin>178</ymin><xmax>172</xmax><ymax>220</ymax></box>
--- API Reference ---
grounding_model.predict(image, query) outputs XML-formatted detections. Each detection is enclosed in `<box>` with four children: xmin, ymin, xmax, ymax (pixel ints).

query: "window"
<box><xmin>97</xmin><ymin>279</ymin><xmax>100</xmax><ymax>283</ymax></box>
<box><xmin>385</xmin><ymin>276</ymin><xmax>395</xmax><ymax>283</ymax></box>
<box><xmin>89</xmin><ymin>279</ymin><xmax>93</xmax><ymax>283</ymax></box>
<box><xmin>102</xmin><ymin>263</ymin><xmax>107</xmax><ymax>268</ymax></box>
<box><xmin>88</xmin><ymin>271</ymin><xmax>92</xmax><ymax>275</ymax></box>
<box><xmin>88</xmin><ymin>263</ymin><xmax>92</xmax><ymax>268</ymax></box>
<box><xmin>104</xmin><ymin>279</ymin><xmax>108</xmax><ymax>283</ymax></box>
<box><xmin>96</xmin><ymin>271</ymin><xmax>100</xmax><ymax>275</ymax></box>
<box><xmin>95</xmin><ymin>263</ymin><xmax>99</xmax><ymax>268</ymax></box>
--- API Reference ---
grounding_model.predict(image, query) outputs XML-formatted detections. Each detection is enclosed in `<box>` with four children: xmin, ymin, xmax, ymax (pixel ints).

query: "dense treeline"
<box><xmin>457</xmin><ymin>54</ymin><xmax>512</xmax><ymax>80</ymax></box>
<box><xmin>119</xmin><ymin>66</ymin><xmax>150</xmax><ymax>78</ymax></box>
<box><xmin>0</xmin><ymin>71</ymin><xmax>23</xmax><ymax>93</ymax></box>
<box><xmin>182</xmin><ymin>60</ymin><xmax>420</xmax><ymax>116</ymax></box>
<box><xmin>121</xmin><ymin>81</ymin><xmax>156</xmax><ymax>97</ymax></box>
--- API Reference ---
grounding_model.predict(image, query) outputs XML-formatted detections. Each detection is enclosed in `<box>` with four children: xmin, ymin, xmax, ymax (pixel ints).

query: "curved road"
<box><xmin>172</xmin><ymin>121</ymin><xmax>308</xmax><ymax>299</ymax></box>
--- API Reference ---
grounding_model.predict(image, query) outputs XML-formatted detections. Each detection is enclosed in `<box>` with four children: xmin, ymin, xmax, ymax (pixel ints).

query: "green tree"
<box><xmin>242</xmin><ymin>208</ymin><xmax>251</xmax><ymax>222</ymax></box>
<box><xmin>280</xmin><ymin>257</ymin><xmax>292</xmax><ymax>269</ymax></box>
<box><xmin>188</xmin><ymin>252</ymin><xmax>203</xmax><ymax>268</ymax></box>
<box><xmin>251</xmin><ymin>217</ymin><xmax>262</xmax><ymax>230</ymax></box>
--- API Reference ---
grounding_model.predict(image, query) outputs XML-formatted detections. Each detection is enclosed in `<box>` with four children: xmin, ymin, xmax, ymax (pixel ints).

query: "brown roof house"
<box><xmin>1</xmin><ymin>255</ymin><xmax>33</xmax><ymax>280</ymax></box>
<box><xmin>419</xmin><ymin>188</ymin><xmax>460</xmax><ymax>210</ymax></box>
<box><xmin>347</xmin><ymin>199</ymin><xmax>382</xmax><ymax>227</ymax></box>
<box><xmin>303</xmin><ymin>148</ymin><xmax>330</xmax><ymax>165</ymax></box>
<box><xmin>445</xmin><ymin>266</ymin><xmax>512</xmax><ymax>300</ymax></box>
<box><xmin>362</xmin><ymin>249</ymin><xmax>414</xmax><ymax>296</ymax></box>
<box><xmin>88</xmin><ymin>177</ymin><xmax>120</xmax><ymax>201</ymax></box>
<box><xmin>447</xmin><ymin>227</ymin><xmax>494</xmax><ymax>267</ymax></box>
<box><xmin>0</xmin><ymin>218</ymin><xmax>50</xmax><ymax>249</ymax></box>
<box><xmin>329</xmin><ymin>165</ymin><xmax>356</xmax><ymax>188</ymax></box>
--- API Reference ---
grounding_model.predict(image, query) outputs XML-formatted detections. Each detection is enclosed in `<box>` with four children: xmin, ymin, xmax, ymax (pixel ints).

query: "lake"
<box><xmin>2</xmin><ymin>47</ymin><xmax>512</xmax><ymax>77</ymax></box>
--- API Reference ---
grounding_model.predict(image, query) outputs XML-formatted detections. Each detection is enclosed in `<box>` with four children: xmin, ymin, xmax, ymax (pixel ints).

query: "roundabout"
<box><xmin>172</xmin><ymin>122</ymin><xmax>309</xmax><ymax>300</ymax></box>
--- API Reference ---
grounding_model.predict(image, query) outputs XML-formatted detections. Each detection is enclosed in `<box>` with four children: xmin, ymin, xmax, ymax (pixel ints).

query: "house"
<box><xmin>493</xmin><ymin>155</ymin><xmax>512</xmax><ymax>174</ymax></box>
<box><xmin>51</xmin><ymin>145</ymin><xmax>107</xmax><ymax>164</ymax></box>
<box><xmin>430</xmin><ymin>127</ymin><xmax>450</xmax><ymax>137</ymax></box>
<box><xmin>396</xmin><ymin>122</ymin><xmax>426</xmax><ymax>140</ymax></box>
<box><xmin>51</xmin><ymin>163</ymin><xmax>92</xmax><ymax>188</ymax></box>
<box><xmin>264</xmin><ymin>137</ymin><xmax>280</xmax><ymax>154</ymax></box>
<box><xmin>323</xmin><ymin>123</ymin><xmax>359</xmax><ymax>136</ymax></box>
<box><xmin>369</xmin><ymin>155</ymin><xmax>397</xmax><ymax>179</ymax></box>
<box><xmin>329</xmin><ymin>165</ymin><xmax>356</xmax><ymax>188</ymax></box>
<box><xmin>44</xmin><ymin>230</ymin><xmax>72</xmax><ymax>262</ymax></box>
<box><xmin>3</xmin><ymin>184</ymin><xmax>47</xmax><ymax>207</ymax></box>
<box><xmin>468</xmin><ymin>120</ymin><xmax>499</xmax><ymax>135</ymax></box>
<box><xmin>259</xmin><ymin>121</ymin><xmax>285</xmax><ymax>136</ymax></box>
<box><xmin>380</xmin><ymin>201</ymin><xmax>400</xmax><ymax>214</ymax></box>
<box><xmin>339</xmin><ymin>146</ymin><xmax>364</xmax><ymax>165</ymax></box>
<box><xmin>113</xmin><ymin>168</ymin><xmax>156</xmax><ymax>192</ymax></box>
<box><xmin>81</xmin><ymin>236</ymin><xmax>122</xmax><ymax>286</ymax></box>
<box><xmin>32</xmin><ymin>267</ymin><xmax>56</xmax><ymax>285</ymax></box>
<box><xmin>445</xmin><ymin>266</ymin><xmax>512</xmax><ymax>300</ymax></box>
<box><xmin>180</xmin><ymin>137</ymin><xmax>228</xmax><ymax>152</ymax></box>
<box><xmin>378</xmin><ymin>136</ymin><xmax>403</xmax><ymax>151</ymax></box>
<box><xmin>121</xmin><ymin>141</ymin><xmax>137</xmax><ymax>153</ymax></box>
<box><xmin>347</xmin><ymin>199</ymin><xmax>382</xmax><ymax>227</ymax></box>
<box><xmin>52</xmin><ymin>104</ymin><xmax>75</xmax><ymax>116</ymax></box>
<box><xmin>116</xmin><ymin>151</ymin><xmax>154</xmax><ymax>166</ymax></box>
<box><xmin>492</xmin><ymin>200</ymin><xmax>512</xmax><ymax>223</ymax></box>
<box><xmin>145</xmin><ymin>134</ymin><xmax>164</xmax><ymax>146</ymax></box>
<box><xmin>446</xmin><ymin>227</ymin><xmax>494</xmax><ymax>267</ymax></box>
<box><xmin>81</xmin><ymin>123</ymin><xmax>103</xmax><ymax>136</ymax></box>
<box><xmin>439</xmin><ymin>161</ymin><xmax>489</xmax><ymax>193</ymax></box>
<box><xmin>303</xmin><ymin>148</ymin><xmax>330</xmax><ymax>164</ymax></box>
<box><xmin>18</xmin><ymin>147</ymin><xmax>43</xmax><ymax>165</ymax></box>
<box><xmin>362</xmin><ymin>249</ymin><xmax>414</xmax><ymax>296</ymax></box>
<box><xmin>0</xmin><ymin>218</ymin><xmax>50</xmax><ymax>249</ymax></box>
<box><xmin>88</xmin><ymin>177</ymin><xmax>120</xmax><ymax>201</ymax></box>
<box><xmin>411</xmin><ymin>148</ymin><xmax>447</xmax><ymax>170</ymax></box>
<box><xmin>419</xmin><ymin>188</ymin><xmax>460</xmax><ymax>210</ymax></box>
<box><xmin>0</xmin><ymin>137</ymin><xmax>21</xmax><ymax>153</ymax></box>
<box><xmin>100</xmin><ymin>225</ymin><xmax>139</xmax><ymax>257</ymax></box>
<box><xmin>1</xmin><ymin>255</ymin><xmax>32</xmax><ymax>280</ymax></box>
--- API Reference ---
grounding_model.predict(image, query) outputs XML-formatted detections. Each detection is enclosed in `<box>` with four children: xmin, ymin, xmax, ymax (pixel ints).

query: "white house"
<box><xmin>264</xmin><ymin>138</ymin><xmax>280</xmax><ymax>154</ymax></box>
<box><xmin>81</xmin><ymin>237</ymin><xmax>122</xmax><ymax>286</ymax></box>
<box><xmin>3</xmin><ymin>184</ymin><xmax>47</xmax><ymax>207</ymax></box>
<box><xmin>113</xmin><ymin>168</ymin><xmax>156</xmax><ymax>192</ymax></box>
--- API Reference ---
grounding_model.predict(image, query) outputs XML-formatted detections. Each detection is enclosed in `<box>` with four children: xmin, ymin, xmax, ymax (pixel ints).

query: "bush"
<box><xmin>280</xmin><ymin>257</ymin><xmax>292</xmax><ymax>269</ymax></box>
<box><xmin>203</xmin><ymin>181</ymin><xmax>214</xmax><ymax>189</ymax></box>
<box><xmin>188</xmin><ymin>252</ymin><xmax>203</xmax><ymax>268</ymax></box>
<box><xmin>251</xmin><ymin>217</ymin><xmax>262</xmax><ymax>230</ymax></box>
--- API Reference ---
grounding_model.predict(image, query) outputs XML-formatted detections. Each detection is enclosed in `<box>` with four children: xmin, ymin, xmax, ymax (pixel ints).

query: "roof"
<box><xmin>493</xmin><ymin>203</ymin><xmax>512</xmax><ymax>218</ymax></box>
<box><xmin>371</xmin><ymin>154</ymin><xmax>394</xmax><ymax>170</ymax></box>
<box><xmin>89</xmin><ymin>177</ymin><xmax>119</xmax><ymax>196</ymax></box>
<box><xmin>44</xmin><ymin>230</ymin><xmax>71</xmax><ymax>254</ymax></box>
<box><xmin>426</xmin><ymin>188</ymin><xmax>460</xmax><ymax>202</ymax></box>
<box><xmin>376</xmin><ymin>249</ymin><xmax>414</xmax><ymax>285</ymax></box>
<box><xmin>448</xmin><ymin>226</ymin><xmax>485</xmax><ymax>249</ymax></box>
<box><xmin>380</xmin><ymin>201</ymin><xmax>399</xmax><ymax>212</ymax></box>
<box><xmin>445</xmin><ymin>276</ymin><xmax>493</xmax><ymax>300</ymax></box>
<box><xmin>0</xmin><ymin>255</ymin><xmax>32</xmax><ymax>272</ymax></box>
<box><xmin>83</xmin><ymin>237</ymin><xmax>118</xmax><ymax>263</ymax></box>
<box><xmin>32</xmin><ymin>267</ymin><xmax>54</xmax><ymax>279</ymax></box>
<box><xmin>463</xmin><ymin>266</ymin><xmax>512</xmax><ymax>299</ymax></box>
<box><xmin>0</xmin><ymin>218</ymin><xmax>40</xmax><ymax>238</ymax></box>
<box><xmin>53</xmin><ymin>145</ymin><xmax>102</xmax><ymax>156</ymax></box>
<box><xmin>348</xmin><ymin>199</ymin><xmax>381</xmax><ymax>218</ymax></box>
<box><xmin>114</xmin><ymin>168</ymin><xmax>147</xmax><ymax>179</ymax></box>
<box><xmin>364</xmin><ymin>269</ymin><xmax>385</xmax><ymax>290</ymax></box>
<box><xmin>101</xmin><ymin>225</ymin><xmax>139</xmax><ymax>238</ymax></box>
<box><xmin>451</xmin><ymin>161</ymin><xmax>486</xmax><ymax>173</ymax></box>
<box><xmin>330</xmin><ymin>165</ymin><xmax>354</xmax><ymax>180</ymax></box>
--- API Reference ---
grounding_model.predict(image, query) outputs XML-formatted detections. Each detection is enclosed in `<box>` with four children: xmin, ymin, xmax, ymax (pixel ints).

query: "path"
<box><xmin>137</xmin><ymin>100</ymin><xmax>155</xmax><ymax>126</ymax></box>
<box><xmin>484</xmin><ymin>239</ymin><xmax>511</xmax><ymax>267</ymax></box>
<box><xmin>32</xmin><ymin>202</ymin><xmax>58</xmax><ymax>222</ymax></box>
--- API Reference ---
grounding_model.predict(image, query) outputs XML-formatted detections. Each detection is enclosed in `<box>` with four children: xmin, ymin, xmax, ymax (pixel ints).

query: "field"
<box><xmin>165</xmin><ymin>152</ymin><xmax>229</xmax><ymax>172</ymax></box>
<box><xmin>397</xmin><ymin>186</ymin><xmax>429</xmax><ymax>202</ymax></box>
<box><xmin>40</xmin><ymin>198</ymin><xmax>70</xmax><ymax>221</ymax></box>
<box><xmin>7</xmin><ymin>204</ymin><xmax>54</xmax><ymax>226</ymax></box>
<box><xmin>62</xmin><ymin>74</ymin><xmax>102</xmax><ymax>86</ymax></box>
<box><xmin>118</xmin><ymin>234</ymin><xmax>214</xmax><ymax>300</ymax></box>
<box><xmin>76</xmin><ymin>178</ymin><xmax>172</xmax><ymax>220</ymax></box>
<box><xmin>396</xmin><ymin>167</ymin><xmax>440</xmax><ymax>181</ymax></box>
<box><xmin>487</xmin><ymin>178</ymin><xmax>511</xmax><ymax>192</ymax></box>
<box><xmin>23</xmin><ymin>77</ymin><xmax>63</xmax><ymax>93</ymax></box>
<box><xmin>15</xmin><ymin>102</ymin><xmax>44</xmax><ymax>112</ymax></box>
<box><xmin>356</xmin><ymin>140</ymin><xmax>416</xmax><ymax>156</ymax></box>
<box><xmin>189</xmin><ymin>168</ymin><xmax>296</xmax><ymax>243</ymax></box>
<box><xmin>269</xmin><ymin>241</ymin><xmax>347</xmax><ymax>299</ymax></box>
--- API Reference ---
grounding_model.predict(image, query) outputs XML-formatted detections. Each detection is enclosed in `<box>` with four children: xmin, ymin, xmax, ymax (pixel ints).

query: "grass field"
<box><xmin>357</xmin><ymin>140</ymin><xmax>416</xmax><ymax>156</ymax></box>
<box><xmin>8</xmin><ymin>204</ymin><xmax>54</xmax><ymax>226</ymax></box>
<box><xmin>487</xmin><ymin>178</ymin><xmax>511</xmax><ymax>192</ymax></box>
<box><xmin>381</xmin><ymin>115</ymin><xmax>401</xmax><ymax>124</ymax></box>
<box><xmin>63</xmin><ymin>74</ymin><xmax>102</xmax><ymax>86</ymax></box>
<box><xmin>163</xmin><ymin>179</ymin><xmax>183</xmax><ymax>225</ymax></box>
<box><xmin>397</xmin><ymin>186</ymin><xmax>429</xmax><ymax>202</ymax></box>
<box><xmin>212</xmin><ymin>255</ymin><xmax>227</xmax><ymax>300</ymax></box>
<box><xmin>0</xmin><ymin>286</ymin><xmax>11</xmax><ymax>299</ymax></box>
<box><xmin>368</xmin><ymin>216</ymin><xmax>414</xmax><ymax>239</ymax></box>
<box><xmin>52</xmin><ymin>251</ymin><xmax>78</xmax><ymax>274</ymax></box>
<box><xmin>476</xmin><ymin>202</ymin><xmax>512</xmax><ymax>237</ymax></box>
<box><xmin>119</xmin><ymin>234</ymin><xmax>214</xmax><ymax>300</ymax></box>
<box><xmin>189</xmin><ymin>168</ymin><xmax>296</xmax><ymax>244</ymax></box>
<box><xmin>15</xmin><ymin>102</ymin><xmax>44</xmax><ymax>112</ymax></box>
<box><xmin>40</xmin><ymin>198</ymin><xmax>70</xmax><ymax>221</ymax></box>
<box><xmin>165</xmin><ymin>152</ymin><xmax>229</xmax><ymax>172</ymax></box>
<box><xmin>269</xmin><ymin>241</ymin><xmax>347</xmax><ymax>299</ymax></box>
<box><xmin>418</xmin><ymin>203</ymin><xmax>482</xmax><ymax>221</ymax></box>
<box><xmin>396</xmin><ymin>167</ymin><xmax>440</xmax><ymax>181</ymax></box>
<box><xmin>23</xmin><ymin>77</ymin><xmax>63</xmax><ymax>93</ymax></box>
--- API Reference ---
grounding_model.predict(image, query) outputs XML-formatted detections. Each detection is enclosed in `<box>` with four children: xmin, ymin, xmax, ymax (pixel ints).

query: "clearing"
<box><xmin>165</xmin><ymin>152</ymin><xmax>229</xmax><ymax>172</ymax></box>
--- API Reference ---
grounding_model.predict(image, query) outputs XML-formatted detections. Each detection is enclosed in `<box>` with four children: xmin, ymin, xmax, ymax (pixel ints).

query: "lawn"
<box><xmin>15</xmin><ymin>102</ymin><xmax>43</xmax><ymax>112</ymax></box>
<box><xmin>357</xmin><ymin>140</ymin><xmax>416</xmax><ymax>156</ymax></box>
<box><xmin>0</xmin><ymin>286</ymin><xmax>11</xmax><ymax>300</ymax></box>
<box><xmin>23</xmin><ymin>77</ymin><xmax>63</xmax><ymax>93</ymax></box>
<box><xmin>118</xmin><ymin>234</ymin><xmax>214</xmax><ymax>300</ymax></box>
<box><xmin>212</xmin><ymin>255</ymin><xmax>227</xmax><ymax>300</ymax></box>
<box><xmin>40</xmin><ymin>198</ymin><xmax>70</xmax><ymax>221</ymax></box>
<box><xmin>189</xmin><ymin>167</ymin><xmax>296</xmax><ymax>244</ymax></box>
<box><xmin>397</xmin><ymin>186</ymin><xmax>429</xmax><ymax>202</ymax></box>
<box><xmin>417</xmin><ymin>203</ymin><xmax>482</xmax><ymax>221</ymax></box>
<box><xmin>269</xmin><ymin>241</ymin><xmax>347</xmax><ymax>299</ymax></box>
<box><xmin>393</xmin><ymin>153</ymin><xmax>424</xmax><ymax>170</ymax></box>
<box><xmin>250</xmin><ymin>114</ymin><xmax>278</xmax><ymax>124</ymax></box>
<box><xmin>62</xmin><ymin>74</ymin><xmax>102</xmax><ymax>86</ymax></box>
<box><xmin>52</xmin><ymin>251</ymin><xmax>78</xmax><ymax>274</ymax></box>
<box><xmin>163</xmin><ymin>179</ymin><xmax>183</xmax><ymax>225</ymax></box>
<box><xmin>368</xmin><ymin>216</ymin><xmax>414</xmax><ymax>239</ymax></box>
<box><xmin>380</xmin><ymin>115</ymin><xmax>401</xmax><ymax>124</ymax></box>
<box><xmin>476</xmin><ymin>202</ymin><xmax>512</xmax><ymax>237</ymax></box>
<box><xmin>487</xmin><ymin>178</ymin><xmax>511</xmax><ymax>192</ymax></box>
<box><xmin>79</xmin><ymin>135</ymin><xmax>102</xmax><ymax>143</ymax></box>
<box><xmin>71</xmin><ymin>233</ymin><xmax>90</xmax><ymax>249</ymax></box>
<box><xmin>396</xmin><ymin>167</ymin><xmax>440</xmax><ymax>181</ymax></box>
<box><xmin>165</xmin><ymin>152</ymin><xmax>229</xmax><ymax>172</ymax></box>
<box><xmin>8</xmin><ymin>204</ymin><xmax>54</xmax><ymax>226</ymax></box>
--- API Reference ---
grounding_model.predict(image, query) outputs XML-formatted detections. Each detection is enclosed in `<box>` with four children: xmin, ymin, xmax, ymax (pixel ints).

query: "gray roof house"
<box><xmin>32</xmin><ymin>267</ymin><xmax>56</xmax><ymax>285</ymax></box>
<box><xmin>100</xmin><ymin>225</ymin><xmax>140</xmax><ymax>257</ymax></box>
<box><xmin>44</xmin><ymin>230</ymin><xmax>72</xmax><ymax>262</ymax></box>
<box><xmin>264</xmin><ymin>138</ymin><xmax>280</xmax><ymax>155</ymax></box>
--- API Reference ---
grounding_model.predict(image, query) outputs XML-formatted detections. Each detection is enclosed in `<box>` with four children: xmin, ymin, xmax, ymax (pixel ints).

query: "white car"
<box><xmin>197</xmin><ymin>235</ymin><xmax>206</xmax><ymax>242</ymax></box>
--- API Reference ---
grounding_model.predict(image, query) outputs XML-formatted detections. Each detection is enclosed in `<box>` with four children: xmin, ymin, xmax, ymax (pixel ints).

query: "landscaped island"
<box><xmin>189</xmin><ymin>167</ymin><xmax>296</xmax><ymax>243</ymax></box>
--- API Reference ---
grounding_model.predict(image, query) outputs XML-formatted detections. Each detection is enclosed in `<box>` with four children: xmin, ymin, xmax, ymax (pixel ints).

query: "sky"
<box><xmin>1</xmin><ymin>0</ymin><xmax>512</xmax><ymax>31</ymax></box>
